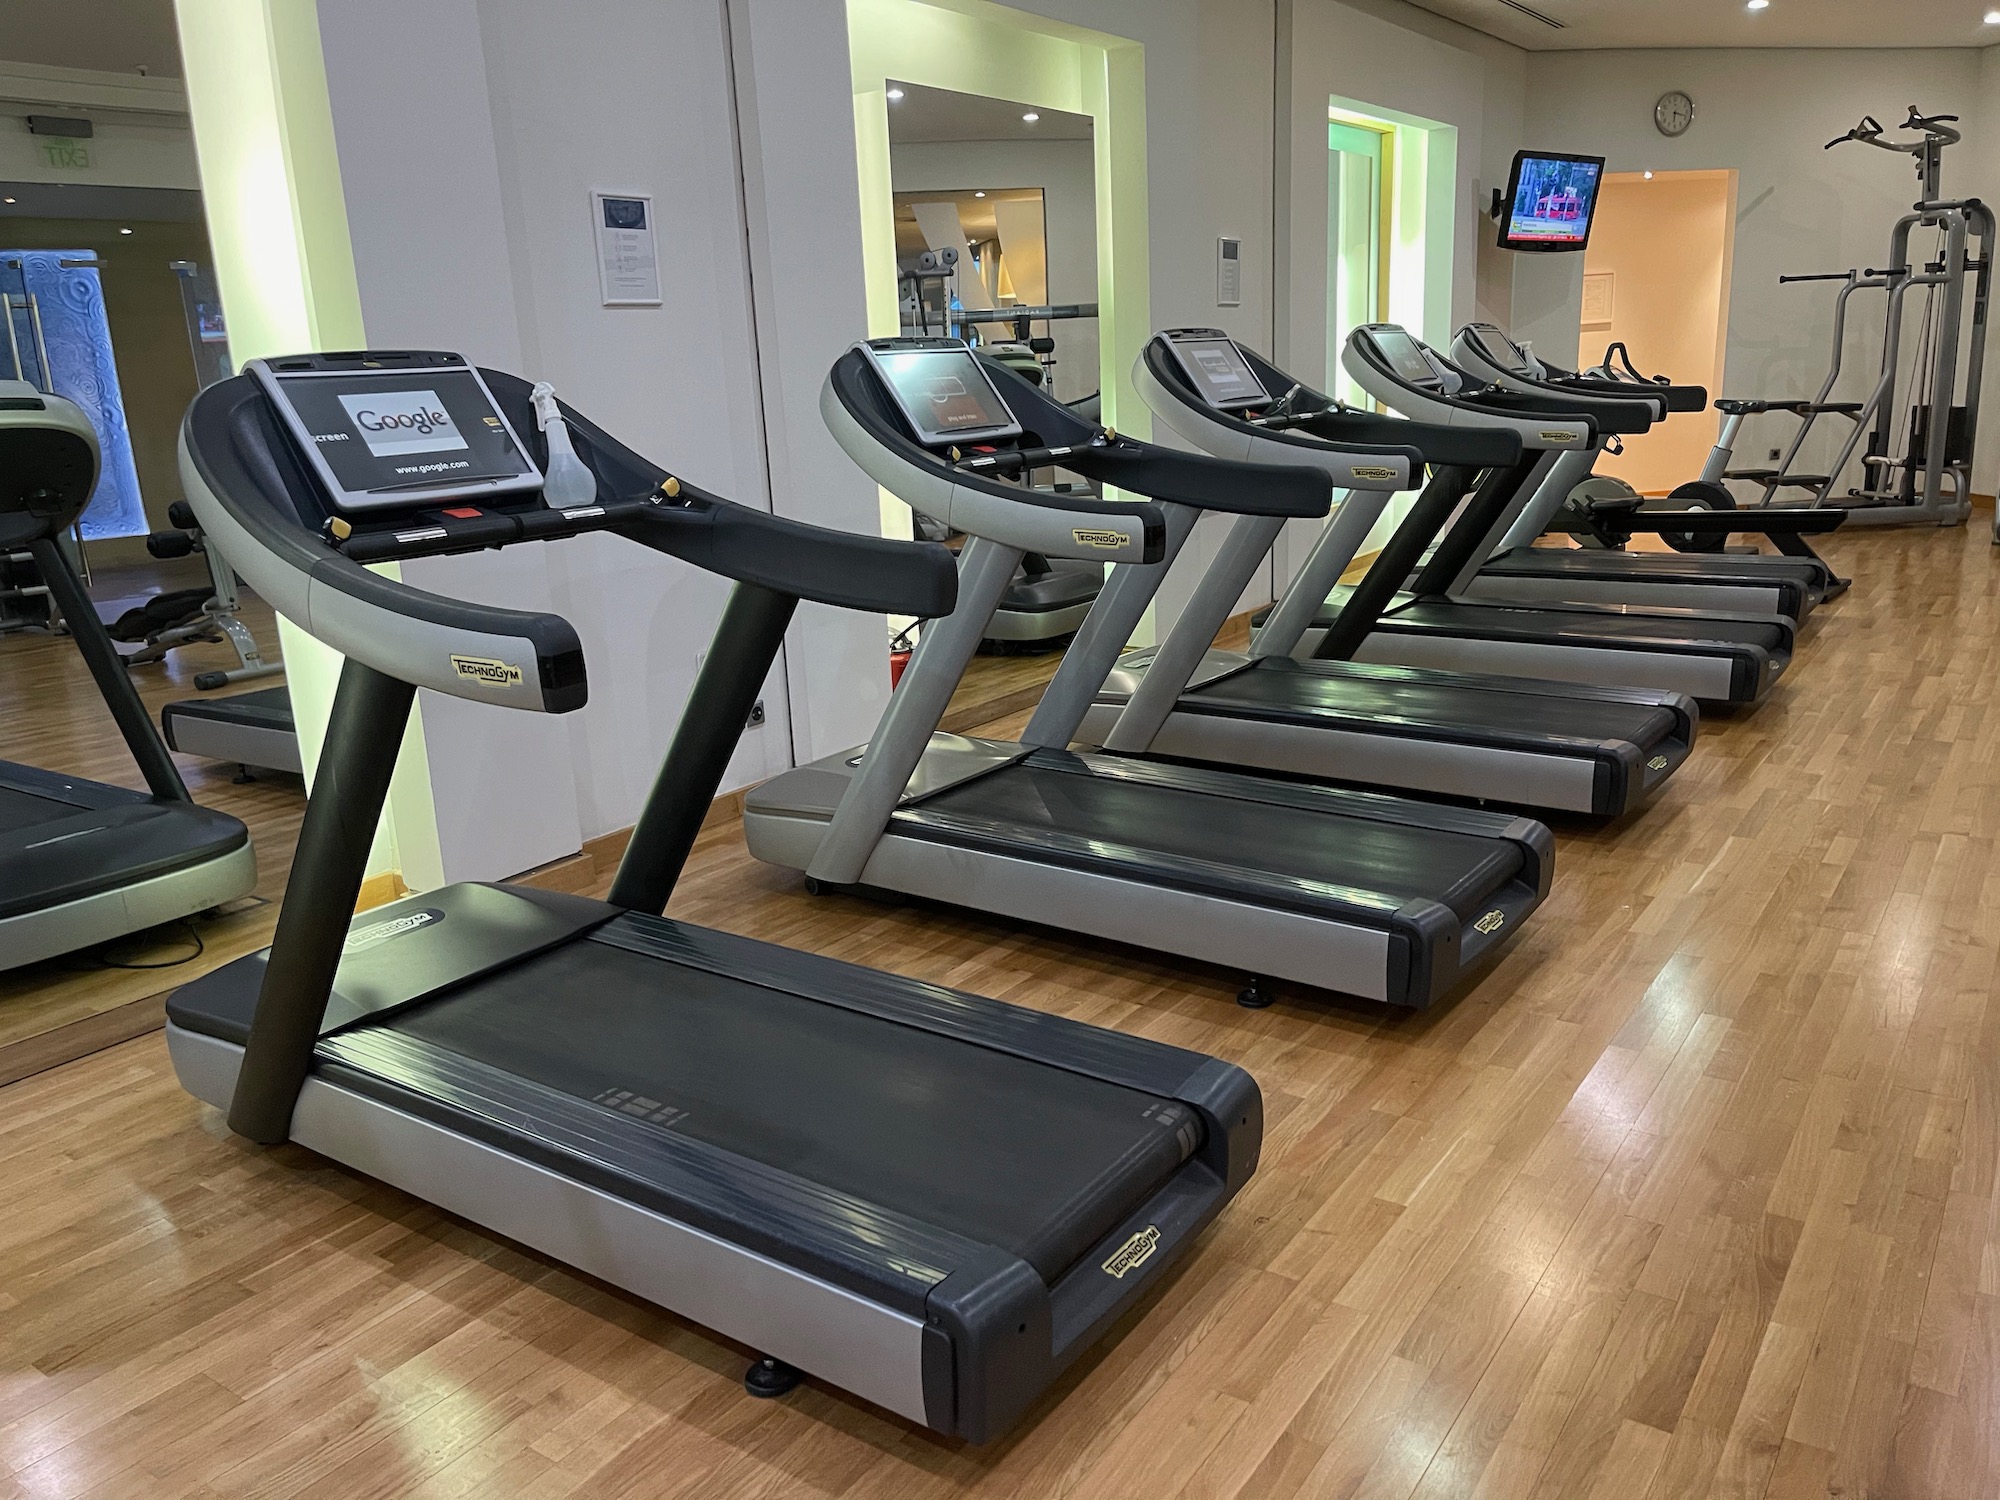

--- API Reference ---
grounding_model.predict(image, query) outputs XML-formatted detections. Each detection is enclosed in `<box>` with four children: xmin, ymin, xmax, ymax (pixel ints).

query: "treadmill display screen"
<box><xmin>256</xmin><ymin>363</ymin><xmax>541</xmax><ymax>512</ymax></box>
<box><xmin>1469</xmin><ymin>326</ymin><xmax>1533</xmax><ymax>376</ymax></box>
<box><xmin>1372</xmin><ymin>329</ymin><xmax>1441</xmax><ymax>389</ymax></box>
<box><xmin>864</xmin><ymin>342</ymin><xmax>1023</xmax><ymax>446</ymax></box>
<box><xmin>1166</xmin><ymin>336</ymin><xmax>1270</xmax><ymax>410</ymax></box>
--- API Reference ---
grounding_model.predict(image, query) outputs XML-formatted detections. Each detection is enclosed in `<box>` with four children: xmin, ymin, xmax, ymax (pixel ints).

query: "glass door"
<box><xmin>1328</xmin><ymin>120</ymin><xmax>1390</xmax><ymax>407</ymax></box>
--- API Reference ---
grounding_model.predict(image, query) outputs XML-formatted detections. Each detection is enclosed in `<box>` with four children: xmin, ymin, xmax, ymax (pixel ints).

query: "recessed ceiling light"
<box><xmin>119</xmin><ymin>227</ymin><xmax>133</xmax><ymax>235</ymax></box>
<box><xmin>2</xmin><ymin>198</ymin><xmax>14</xmax><ymax>205</ymax></box>
<box><xmin>1746</xmin><ymin>0</ymin><xmax>1767</xmax><ymax>9</ymax></box>
<box><xmin>1644</xmin><ymin>170</ymin><xmax>1655</xmax><ymax>180</ymax></box>
<box><xmin>1022</xmin><ymin>112</ymin><xmax>1039</xmax><ymax>123</ymax></box>
<box><xmin>886</xmin><ymin>87</ymin><xmax>903</xmax><ymax>100</ymax></box>
<box><xmin>974</xmin><ymin>190</ymin><xmax>986</xmax><ymax>198</ymax></box>
<box><xmin>1986</xmin><ymin>7</ymin><xmax>1999</xmax><ymax>20</ymax></box>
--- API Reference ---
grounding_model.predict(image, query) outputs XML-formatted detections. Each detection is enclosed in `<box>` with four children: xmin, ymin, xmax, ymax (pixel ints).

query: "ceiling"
<box><xmin>1405</xmin><ymin>0</ymin><xmax>2000</xmax><ymax>50</ymax></box>
<box><xmin>0</xmin><ymin>0</ymin><xmax>183</xmax><ymax>77</ymax></box>
<box><xmin>885</xmin><ymin>81</ymin><xmax>1092</xmax><ymax>144</ymax></box>
<box><xmin>892</xmin><ymin>187</ymin><xmax>1042</xmax><ymax>256</ymax></box>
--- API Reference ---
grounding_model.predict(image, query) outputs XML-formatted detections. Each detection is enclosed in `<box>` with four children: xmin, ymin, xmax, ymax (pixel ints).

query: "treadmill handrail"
<box><xmin>182</xmin><ymin>370</ymin><xmax>958</xmax><ymax>714</ymax></box>
<box><xmin>1342</xmin><ymin>327</ymin><xmax>1599</xmax><ymax>448</ymax></box>
<box><xmin>1140</xmin><ymin>335</ymin><xmax>1520</xmax><ymax>472</ymax></box>
<box><xmin>824</xmin><ymin>350</ymin><xmax>1165</xmax><ymax>562</ymax></box>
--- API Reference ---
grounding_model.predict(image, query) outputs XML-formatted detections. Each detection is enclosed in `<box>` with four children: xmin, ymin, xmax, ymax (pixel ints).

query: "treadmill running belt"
<box><xmin>0</xmin><ymin>784</ymin><xmax>74</xmax><ymax>833</ymax></box>
<box><xmin>1487</xmin><ymin>550</ymin><xmax>1820</xmax><ymax>584</ymax></box>
<box><xmin>1190</xmin><ymin>658</ymin><xmax>1682</xmax><ymax>744</ymax></box>
<box><xmin>1391</xmin><ymin>600</ymin><xmax>1791</xmax><ymax>649</ymax></box>
<box><xmin>910</xmin><ymin>757</ymin><xmax>1522</xmax><ymax>921</ymax></box>
<box><xmin>385</xmin><ymin>939</ymin><xmax>1200</xmax><ymax>1281</ymax></box>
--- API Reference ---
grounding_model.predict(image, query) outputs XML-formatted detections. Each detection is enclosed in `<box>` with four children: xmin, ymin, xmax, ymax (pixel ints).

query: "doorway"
<box><xmin>1578</xmin><ymin>169</ymin><xmax>1736</xmax><ymax>494</ymax></box>
<box><xmin>1327</xmin><ymin>120</ymin><xmax>1388</xmax><ymax>407</ymax></box>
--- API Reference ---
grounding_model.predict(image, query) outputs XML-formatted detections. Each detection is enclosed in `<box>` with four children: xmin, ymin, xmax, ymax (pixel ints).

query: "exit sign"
<box><xmin>40</xmin><ymin>138</ymin><xmax>91</xmax><ymax>170</ymax></box>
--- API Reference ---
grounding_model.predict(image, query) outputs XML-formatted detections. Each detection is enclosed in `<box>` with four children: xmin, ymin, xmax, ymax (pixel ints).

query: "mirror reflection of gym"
<box><xmin>886</xmin><ymin>81</ymin><xmax>1103</xmax><ymax>654</ymax></box>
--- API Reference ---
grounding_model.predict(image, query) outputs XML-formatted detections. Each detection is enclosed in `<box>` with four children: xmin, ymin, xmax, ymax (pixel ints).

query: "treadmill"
<box><xmin>1036</xmin><ymin>329</ymin><xmax>1695</xmax><ymax>817</ymax></box>
<box><xmin>1448</xmin><ymin>323</ymin><xmax>1845</xmax><ymax>618</ymax></box>
<box><xmin>1299</xmin><ymin>326</ymin><xmax>1798</xmax><ymax>708</ymax></box>
<box><xmin>163</xmin><ymin>349</ymin><xmax>1261</xmax><ymax>1443</ymax></box>
<box><xmin>162</xmin><ymin>686</ymin><xmax>301</xmax><ymax>776</ymax></box>
<box><xmin>743</xmin><ymin>337</ymin><xmax>1554</xmax><ymax>1009</ymax></box>
<box><xmin>0</xmin><ymin>381</ymin><xmax>255</xmax><ymax>970</ymax></box>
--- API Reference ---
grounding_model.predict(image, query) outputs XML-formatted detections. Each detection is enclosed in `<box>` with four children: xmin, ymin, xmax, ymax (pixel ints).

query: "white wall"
<box><xmin>1518</xmin><ymin>47</ymin><xmax>1987</xmax><ymax>490</ymax></box>
<box><xmin>891</xmin><ymin>138</ymin><xmax>1100</xmax><ymax>402</ymax></box>
<box><xmin>1273</xmin><ymin>0</ymin><xmax>1525</xmax><ymax>584</ymax></box>
<box><xmin>315</xmin><ymin>0</ymin><xmax>855</xmax><ymax>880</ymax></box>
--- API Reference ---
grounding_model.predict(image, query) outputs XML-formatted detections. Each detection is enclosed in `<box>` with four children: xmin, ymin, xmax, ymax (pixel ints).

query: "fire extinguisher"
<box><xmin>889</xmin><ymin>624</ymin><xmax>917</xmax><ymax>687</ymax></box>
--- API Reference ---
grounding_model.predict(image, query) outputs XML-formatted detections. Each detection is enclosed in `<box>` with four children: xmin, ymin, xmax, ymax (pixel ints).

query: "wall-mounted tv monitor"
<box><xmin>1497</xmin><ymin>151</ymin><xmax>1606</xmax><ymax>253</ymax></box>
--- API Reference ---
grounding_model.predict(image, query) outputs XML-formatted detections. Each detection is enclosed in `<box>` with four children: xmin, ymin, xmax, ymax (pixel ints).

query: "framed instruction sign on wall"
<box><xmin>593</xmin><ymin>191</ymin><xmax>662</xmax><ymax>306</ymax></box>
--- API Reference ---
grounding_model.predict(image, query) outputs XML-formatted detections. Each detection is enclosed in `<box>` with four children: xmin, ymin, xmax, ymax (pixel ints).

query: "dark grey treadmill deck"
<box><xmin>383</xmin><ymin>940</ymin><xmax>1194</xmax><ymax>1280</ymax></box>
<box><xmin>163</xmin><ymin>684</ymin><xmax>293</xmax><ymax>730</ymax></box>
<box><xmin>1486</xmin><ymin>548</ymin><xmax>1821</xmax><ymax>584</ymax></box>
<box><xmin>1385</xmin><ymin>599</ymin><xmax>1791</xmax><ymax>651</ymax></box>
<box><xmin>901</xmin><ymin>749</ymin><xmax>1525</xmax><ymax>922</ymax></box>
<box><xmin>1187</xmin><ymin>657</ymin><xmax>1682</xmax><ymax>747</ymax></box>
<box><xmin>0</xmin><ymin>764</ymin><xmax>248</xmax><ymax>919</ymax></box>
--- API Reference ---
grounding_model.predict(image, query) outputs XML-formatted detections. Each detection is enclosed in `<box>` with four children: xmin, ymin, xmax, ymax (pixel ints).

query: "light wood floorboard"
<box><xmin>3</xmin><ymin>526</ymin><xmax>1998</xmax><ymax>1497</ymax></box>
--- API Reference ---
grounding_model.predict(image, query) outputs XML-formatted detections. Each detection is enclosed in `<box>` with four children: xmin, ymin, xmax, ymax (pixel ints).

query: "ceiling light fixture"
<box><xmin>886</xmin><ymin>87</ymin><xmax>904</xmax><ymax>100</ymax></box>
<box><xmin>119</xmin><ymin>227</ymin><xmax>133</xmax><ymax>234</ymax></box>
<box><xmin>1986</xmin><ymin>7</ymin><xmax>2000</xmax><ymax>20</ymax></box>
<box><xmin>1746</xmin><ymin>0</ymin><xmax>1768</xmax><ymax>9</ymax></box>
<box><xmin>974</xmin><ymin>190</ymin><xmax>986</xmax><ymax>198</ymax></box>
<box><xmin>2</xmin><ymin>197</ymin><xmax>14</xmax><ymax>204</ymax></box>
<box><xmin>1644</xmin><ymin>170</ymin><xmax>1655</xmax><ymax>179</ymax></box>
<box><xmin>1022</xmin><ymin>112</ymin><xmax>1039</xmax><ymax>123</ymax></box>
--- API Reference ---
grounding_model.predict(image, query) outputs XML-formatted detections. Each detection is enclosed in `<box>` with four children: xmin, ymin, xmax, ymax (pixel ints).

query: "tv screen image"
<box><xmin>1500</xmin><ymin>152</ymin><xmax>1606</xmax><ymax>252</ymax></box>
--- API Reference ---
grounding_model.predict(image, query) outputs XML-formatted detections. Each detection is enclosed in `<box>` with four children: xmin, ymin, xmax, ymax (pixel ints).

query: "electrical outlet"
<box><xmin>746</xmin><ymin>699</ymin><xmax>766</xmax><ymax>728</ymax></box>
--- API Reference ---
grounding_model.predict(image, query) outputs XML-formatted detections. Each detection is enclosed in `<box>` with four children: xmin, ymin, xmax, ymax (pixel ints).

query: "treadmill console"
<box><xmin>1361</xmin><ymin>327</ymin><xmax>1447</xmax><ymax>390</ymax></box>
<box><xmin>250</xmin><ymin>351</ymin><xmax>542</xmax><ymax>513</ymax></box>
<box><xmin>1461</xmin><ymin>324</ymin><xmax>1537</xmax><ymax>378</ymax></box>
<box><xmin>858</xmin><ymin>337</ymin><xmax>1023</xmax><ymax>448</ymax></box>
<box><xmin>1159</xmin><ymin>328</ymin><xmax>1271</xmax><ymax>410</ymax></box>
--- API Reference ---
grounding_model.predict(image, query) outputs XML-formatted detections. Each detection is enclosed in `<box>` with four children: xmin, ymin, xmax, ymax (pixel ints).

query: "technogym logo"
<box><xmin>1102</xmin><ymin>1225</ymin><xmax>1161</xmax><ymax>1279</ymax></box>
<box><xmin>1350</xmin><ymin>465</ymin><xmax>1399</xmax><ymax>482</ymax></box>
<box><xmin>450</xmin><ymin>654</ymin><xmax>524</xmax><ymax>688</ymax></box>
<box><xmin>1072</xmin><ymin>528</ymin><xmax>1128</xmax><ymax>550</ymax></box>
<box><xmin>343</xmin><ymin>907</ymin><xmax>443</xmax><ymax>954</ymax></box>
<box><xmin>1474</xmin><ymin>910</ymin><xmax>1506</xmax><ymax>934</ymax></box>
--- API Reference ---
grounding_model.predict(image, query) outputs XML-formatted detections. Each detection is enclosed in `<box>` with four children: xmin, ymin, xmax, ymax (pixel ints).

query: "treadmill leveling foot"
<box><xmin>744</xmin><ymin>1356</ymin><xmax>803</xmax><ymax>1399</ymax></box>
<box><xmin>1237</xmin><ymin>978</ymin><xmax>1275</xmax><ymax>1010</ymax></box>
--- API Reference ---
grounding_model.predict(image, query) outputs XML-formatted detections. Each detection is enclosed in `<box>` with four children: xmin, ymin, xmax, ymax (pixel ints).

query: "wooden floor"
<box><xmin>5</xmin><ymin>524</ymin><xmax>1999</xmax><ymax>1497</ymax></box>
<box><xmin>0</xmin><ymin>571</ymin><xmax>1045</xmax><ymax>1080</ymax></box>
<box><xmin>0</xmin><ymin>568</ymin><xmax>301</xmax><ymax>1082</ymax></box>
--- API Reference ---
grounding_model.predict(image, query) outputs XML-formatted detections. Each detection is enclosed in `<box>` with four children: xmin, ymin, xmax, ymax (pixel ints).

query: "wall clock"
<box><xmin>1655</xmin><ymin>91</ymin><xmax>1694</xmax><ymax>138</ymax></box>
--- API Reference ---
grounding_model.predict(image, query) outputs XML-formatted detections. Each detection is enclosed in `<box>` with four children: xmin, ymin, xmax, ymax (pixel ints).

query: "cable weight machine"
<box><xmin>1728</xmin><ymin>109</ymin><xmax>1992</xmax><ymax>528</ymax></box>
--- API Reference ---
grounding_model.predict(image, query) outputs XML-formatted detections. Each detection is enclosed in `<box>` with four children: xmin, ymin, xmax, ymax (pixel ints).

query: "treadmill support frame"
<box><xmin>609</xmin><ymin>581</ymin><xmax>796</xmax><ymax>914</ymax></box>
<box><xmin>228</xmin><ymin>658</ymin><xmax>415</xmax><ymax>1141</ymax></box>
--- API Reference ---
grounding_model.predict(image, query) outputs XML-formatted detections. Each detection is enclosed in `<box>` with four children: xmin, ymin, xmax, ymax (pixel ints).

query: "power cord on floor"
<box><xmin>93</xmin><ymin>919</ymin><xmax>206</xmax><ymax>970</ymax></box>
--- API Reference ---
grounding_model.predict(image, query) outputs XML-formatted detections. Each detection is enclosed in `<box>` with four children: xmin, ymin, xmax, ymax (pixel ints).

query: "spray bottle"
<box><xmin>530</xmin><ymin>381</ymin><xmax>598</xmax><ymax>509</ymax></box>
